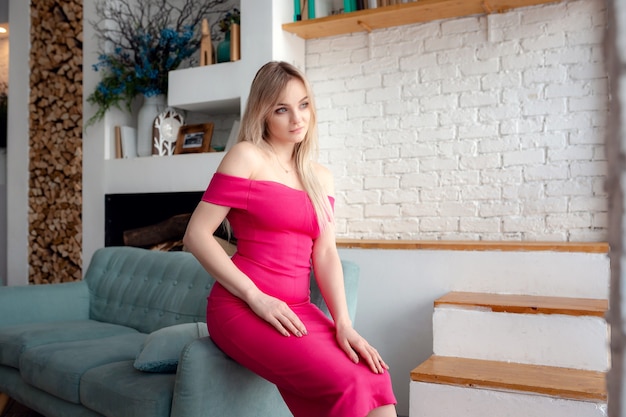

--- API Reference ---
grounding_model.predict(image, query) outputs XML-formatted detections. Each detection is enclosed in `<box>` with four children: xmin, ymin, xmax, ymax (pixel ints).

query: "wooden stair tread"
<box><xmin>435</xmin><ymin>291</ymin><xmax>608</xmax><ymax>317</ymax></box>
<box><xmin>411</xmin><ymin>356</ymin><xmax>607</xmax><ymax>401</ymax></box>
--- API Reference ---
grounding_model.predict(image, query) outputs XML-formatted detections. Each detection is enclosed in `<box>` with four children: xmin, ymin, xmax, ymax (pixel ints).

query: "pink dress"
<box><xmin>202</xmin><ymin>173</ymin><xmax>396</xmax><ymax>417</ymax></box>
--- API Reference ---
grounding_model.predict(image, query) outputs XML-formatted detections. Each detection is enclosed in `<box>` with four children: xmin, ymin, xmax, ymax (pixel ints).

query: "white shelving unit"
<box><xmin>100</xmin><ymin>0</ymin><xmax>305</xmax><ymax>195</ymax></box>
<box><xmin>83</xmin><ymin>0</ymin><xmax>305</xmax><ymax>263</ymax></box>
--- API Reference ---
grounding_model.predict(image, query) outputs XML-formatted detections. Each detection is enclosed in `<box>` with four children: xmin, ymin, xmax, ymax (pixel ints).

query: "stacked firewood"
<box><xmin>28</xmin><ymin>0</ymin><xmax>83</xmax><ymax>284</ymax></box>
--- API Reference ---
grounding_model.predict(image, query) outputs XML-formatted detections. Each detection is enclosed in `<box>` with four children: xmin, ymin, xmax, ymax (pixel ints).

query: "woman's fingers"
<box><xmin>250</xmin><ymin>293</ymin><xmax>307</xmax><ymax>337</ymax></box>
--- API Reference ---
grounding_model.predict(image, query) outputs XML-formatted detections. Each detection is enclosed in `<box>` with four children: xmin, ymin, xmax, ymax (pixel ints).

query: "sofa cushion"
<box><xmin>19</xmin><ymin>333</ymin><xmax>146</xmax><ymax>404</ymax></box>
<box><xmin>80</xmin><ymin>360</ymin><xmax>176</xmax><ymax>417</ymax></box>
<box><xmin>0</xmin><ymin>319</ymin><xmax>139</xmax><ymax>368</ymax></box>
<box><xmin>85</xmin><ymin>247</ymin><xmax>214</xmax><ymax>334</ymax></box>
<box><xmin>134</xmin><ymin>322</ymin><xmax>208</xmax><ymax>373</ymax></box>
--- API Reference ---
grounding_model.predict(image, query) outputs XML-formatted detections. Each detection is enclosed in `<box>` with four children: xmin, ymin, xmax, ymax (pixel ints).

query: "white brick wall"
<box><xmin>306</xmin><ymin>0</ymin><xmax>608</xmax><ymax>242</ymax></box>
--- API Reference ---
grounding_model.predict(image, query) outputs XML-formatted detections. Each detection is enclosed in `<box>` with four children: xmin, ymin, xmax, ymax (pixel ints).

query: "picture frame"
<box><xmin>174</xmin><ymin>123</ymin><xmax>214</xmax><ymax>154</ymax></box>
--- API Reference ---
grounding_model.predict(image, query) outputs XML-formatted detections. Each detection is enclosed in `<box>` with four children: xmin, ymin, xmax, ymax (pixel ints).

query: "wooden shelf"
<box><xmin>282</xmin><ymin>0</ymin><xmax>563</xmax><ymax>39</ymax></box>
<box><xmin>411</xmin><ymin>356</ymin><xmax>607</xmax><ymax>401</ymax></box>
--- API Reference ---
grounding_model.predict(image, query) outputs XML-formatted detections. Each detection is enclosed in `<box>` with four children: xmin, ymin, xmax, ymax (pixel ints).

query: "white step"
<box><xmin>433</xmin><ymin>292</ymin><xmax>609</xmax><ymax>371</ymax></box>
<box><xmin>410</xmin><ymin>356</ymin><xmax>607</xmax><ymax>417</ymax></box>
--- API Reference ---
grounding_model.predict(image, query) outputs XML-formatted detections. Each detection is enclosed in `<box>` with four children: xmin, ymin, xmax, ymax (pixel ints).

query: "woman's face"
<box><xmin>266</xmin><ymin>78</ymin><xmax>310</xmax><ymax>146</ymax></box>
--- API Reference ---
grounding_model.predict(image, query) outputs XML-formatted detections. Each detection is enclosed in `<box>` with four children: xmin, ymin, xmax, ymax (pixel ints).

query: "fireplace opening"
<box><xmin>105</xmin><ymin>192</ymin><xmax>235</xmax><ymax>253</ymax></box>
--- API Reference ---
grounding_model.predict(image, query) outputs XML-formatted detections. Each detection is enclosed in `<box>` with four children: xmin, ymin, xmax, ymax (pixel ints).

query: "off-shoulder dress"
<box><xmin>201</xmin><ymin>172</ymin><xmax>396</xmax><ymax>417</ymax></box>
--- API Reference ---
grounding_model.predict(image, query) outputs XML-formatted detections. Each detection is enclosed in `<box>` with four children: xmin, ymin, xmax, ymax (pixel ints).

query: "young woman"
<box><xmin>183</xmin><ymin>61</ymin><xmax>397</xmax><ymax>417</ymax></box>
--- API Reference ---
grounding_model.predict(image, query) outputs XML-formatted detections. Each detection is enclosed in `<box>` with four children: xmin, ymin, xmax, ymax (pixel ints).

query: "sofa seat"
<box><xmin>0</xmin><ymin>320</ymin><xmax>139</xmax><ymax>368</ymax></box>
<box><xmin>19</xmin><ymin>332</ymin><xmax>146</xmax><ymax>403</ymax></box>
<box><xmin>80</xmin><ymin>360</ymin><xmax>176</xmax><ymax>417</ymax></box>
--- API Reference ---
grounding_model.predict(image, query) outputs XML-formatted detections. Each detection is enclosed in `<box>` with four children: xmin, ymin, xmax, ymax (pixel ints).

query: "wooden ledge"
<box><xmin>435</xmin><ymin>292</ymin><xmax>608</xmax><ymax>317</ymax></box>
<box><xmin>336</xmin><ymin>239</ymin><xmax>609</xmax><ymax>253</ymax></box>
<box><xmin>411</xmin><ymin>356</ymin><xmax>607</xmax><ymax>401</ymax></box>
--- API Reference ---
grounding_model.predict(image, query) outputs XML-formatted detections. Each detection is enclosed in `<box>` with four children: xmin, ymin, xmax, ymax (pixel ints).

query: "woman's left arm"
<box><xmin>311</xmin><ymin>168</ymin><xmax>389</xmax><ymax>374</ymax></box>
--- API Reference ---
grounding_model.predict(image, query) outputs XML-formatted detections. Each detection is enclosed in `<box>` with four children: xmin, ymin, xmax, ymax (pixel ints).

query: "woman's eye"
<box><xmin>275</xmin><ymin>107</ymin><xmax>287</xmax><ymax>114</ymax></box>
<box><xmin>300</xmin><ymin>102</ymin><xmax>309</xmax><ymax>109</ymax></box>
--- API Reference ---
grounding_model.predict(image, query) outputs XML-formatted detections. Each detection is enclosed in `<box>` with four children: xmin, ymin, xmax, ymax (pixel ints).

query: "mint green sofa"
<box><xmin>0</xmin><ymin>246</ymin><xmax>359</xmax><ymax>417</ymax></box>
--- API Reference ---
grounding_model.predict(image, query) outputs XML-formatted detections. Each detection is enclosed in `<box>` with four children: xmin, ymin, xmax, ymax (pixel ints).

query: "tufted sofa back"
<box><xmin>84</xmin><ymin>246</ymin><xmax>360</xmax><ymax>335</ymax></box>
<box><xmin>85</xmin><ymin>247</ymin><xmax>214</xmax><ymax>334</ymax></box>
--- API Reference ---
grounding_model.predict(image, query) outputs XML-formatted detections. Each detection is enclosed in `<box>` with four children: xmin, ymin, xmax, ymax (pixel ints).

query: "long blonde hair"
<box><xmin>238</xmin><ymin>61</ymin><xmax>333</xmax><ymax>231</ymax></box>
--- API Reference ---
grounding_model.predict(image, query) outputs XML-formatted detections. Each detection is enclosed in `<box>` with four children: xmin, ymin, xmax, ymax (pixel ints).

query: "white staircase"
<box><xmin>410</xmin><ymin>252</ymin><xmax>610</xmax><ymax>417</ymax></box>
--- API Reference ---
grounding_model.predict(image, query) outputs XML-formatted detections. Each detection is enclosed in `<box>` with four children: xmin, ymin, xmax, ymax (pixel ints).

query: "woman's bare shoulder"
<box><xmin>217</xmin><ymin>141</ymin><xmax>264</xmax><ymax>178</ymax></box>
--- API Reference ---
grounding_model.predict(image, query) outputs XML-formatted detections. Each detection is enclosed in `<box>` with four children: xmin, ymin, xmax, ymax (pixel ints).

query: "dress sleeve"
<box><xmin>201</xmin><ymin>172</ymin><xmax>250</xmax><ymax>210</ymax></box>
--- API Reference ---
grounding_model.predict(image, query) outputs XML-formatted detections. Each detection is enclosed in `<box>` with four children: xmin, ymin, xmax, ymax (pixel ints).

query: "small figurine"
<box><xmin>200</xmin><ymin>18</ymin><xmax>214</xmax><ymax>66</ymax></box>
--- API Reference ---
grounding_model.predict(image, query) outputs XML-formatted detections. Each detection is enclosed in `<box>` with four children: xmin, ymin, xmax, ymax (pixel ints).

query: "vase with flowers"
<box><xmin>87</xmin><ymin>0</ymin><xmax>228</xmax><ymax>156</ymax></box>
<box><xmin>217</xmin><ymin>8</ymin><xmax>240</xmax><ymax>63</ymax></box>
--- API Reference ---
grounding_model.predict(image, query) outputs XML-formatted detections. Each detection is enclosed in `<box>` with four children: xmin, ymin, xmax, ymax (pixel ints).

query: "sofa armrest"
<box><xmin>171</xmin><ymin>336</ymin><xmax>292</xmax><ymax>417</ymax></box>
<box><xmin>0</xmin><ymin>281</ymin><xmax>90</xmax><ymax>327</ymax></box>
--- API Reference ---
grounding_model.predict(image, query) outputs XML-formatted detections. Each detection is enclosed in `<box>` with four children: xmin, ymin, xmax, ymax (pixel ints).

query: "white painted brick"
<box><xmin>523</xmin><ymin>197</ymin><xmax>569</xmax><ymax>215</ymax></box>
<box><xmin>365</xmin><ymin>204</ymin><xmax>400</xmax><ymax>217</ymax></box>
<box><xmin>364</xmin><ymin>175</ymin><xmax>399</xmax><ymax>189</ymax></box>
<box><xmin>569</xmin><ymin>26</ymin><xmax>605</xmax><ymax>46</ymax></box>
<box><xmin>481</xmin><ymin>72</ymin><xmax>521</xmax><ymax>90</ymax></box>
<box><xmin>403</xmin><ymin>81</ymin><xmax>440</xmax><ymax>98</ymax></box>
<box><xmin>501</xmin><ymin>51</ymin><xmax>545</xmax><ymax>70</ymax></box>
<box><xmin>569</xmin><ymin>128</ymin><xmax>606</xmax><ymax>145</ymax></box>
<box><xmin>546</xmin><ymin>179</ymin><xmax>593</xmax><ymax>196</ymax></box>
<box><xmin>545</xmin><ymin>46</ymin><xmax>591</xmax><ymax>66</ymax></box>
<box><xmin>440</xmin><ymin>170</ymin><xmax>480</xmax><ymax>186</ymax></box>
<box><xmin>457</xmin><ymin>124</ymin><xmax>499</xmax><ymax>139</ymax></box>
<box><xmin>421</xmin><ymin>186</ymin><xmax>460</xmax><ymax>202</ymax></box>
<box><xmin>570</xmin><ymin>196</ymin><xmax>608</xmax><ymax>212</ymax></box>
<box><xmin>479</xmin><ymin>202</ymin><xmax>520</xmax><ymax>217</ymax></box>
<box><xmin>401</xmin><ymin>172</ymin><xmax>439</xmax><ymax>188</ymax></box>
<box><xmin>459</xmin><ymin>91</ymin><xmax>499</xmax><ymax>107</ymax></box>
<box><xmin>548</xmin><ymin>146</ymin><xmax>594</xmax><ymax>161</ymax></box>
<box><xmin>523</xmin><ymin>66</ymin><xmax>568</xmax><ymax>85</ymax></box>
<box><xmin>570</xmin><ymin>62</ymin><xmax>607</xmax><ymax>80</ymax></box>
<box><xmin>424</xmin><ymin>34</ymin><xmax>464</xmax><ymax>53</ymax></box>
<box><xmin>441</xmin><ymin>16</ymin><xmax>483</xmax><ymax>35</ymax></box>
<box><xmin>545</xmin><ymin>82</ymin><xmax>590</xmax><ymax>98</ymax></box>
<box><xmin>442</xmin><ymin>76</ymin><xmax>481</xmax><ymax>94</ymax></box>
<box><xmin>381</xmin><ymin>189</ymin><xmax>418</xmax><ymax>204</ymax></box>
<box><xmin>502</xmin><ymin>148</ymin><xmax>546</xmax><ymax>166</ymax></box>
<box><xmin>439</xmin><ymin>201</ymin><xmax>478</xmax><ymax>216</ymax></box>
<box><xmin>308</xmin><ymin>0</ymin><xmax>607</xmax><ymax>242</ymax></box>
<box><xmin>420</xmin><ymin>217</ymin><xmax>459</xmax><ymax>232</ymax></box>
<box><xmin>460</xmin><ymin>154</ymin><xmax>501</xmax><ymax>170</ymax></box>
<box><xmin>345</xmin><ymin>190</ymin><xmax>380</xmax><ymax>204</ymax></box>
<box><xmin>365</xmin><ymin>86</ymin><xmax>401</xmax><ymax>103</ymax></box>
<box><xmin>545</xmin><ymin>113</ymin><xmax>591</xmax><ymax>131</ymax></box>
<box><xmin>502</xmin><ymin>216</ymin><xmax>546</xmax><ymax>233</ymax></box>
<box><xmin>439</xmin><ymin>109</ymin><xmax>478</xmax><ymax>126</ymax></box>
<box><xmin>460</xmin><ymin>185</ymin><xmax>502</xmax><ymax>200</ymax></box>
<box><xmin>421</xmin><ymin>94</ymin><xmax>458</xmax><ymax>111</ymax></box>
<box><xmin>478</xmin><ymin>137</ymin><xmax>521</xmax><ymax>153</ymax></box>
<box><xmin>460</xmin><ymin>217</ymin><xmax>501</xmax><ymax>233</ymax></box>
<box><xmin>461</xmin><ymin>59</ymin><xmax>500</xmax><ymax>76</ymax></box>
<box><xmin>569</xmin><ymin>95</ymin><xmax>608</xmax><ymax>111</ymax></box>
<box><xmin>547</xmin><ymin>212</ymin><xmax>592</xmax><ymax>229</ymax></box>
<box><xmin>570</xmin><ymin>161</ymin><xmax>608</xmax><ymax>177</ymax></box>
<box><xmin>500</xmin><ymin>117</ymin><xmax>546</xmax><ymax>136</ymax></box>
<box><xmin>419</xmin><ymin>64</ymin><xmax>457</xmax><ymax>82</ymax></box>
<box><xmin>524</xmin><ymin>164</ymin><xmax>569</xmax><ymax>181</ymax></box>
<box><xmin>382</xmin><ymin>219</ymin><xmax>419</xmax><ymax>235</ymax></box>
<box><xmin>401</xmin><ymin>112</ymin><xmax>439</xmax><ymax>129</ymax></box>
<box><xmin>480</xmin><ymin>167</ymin><xmax>523</xmax><ymax>184</ymax></box>
<box><xmin>347</xmin><ymin>104</ymin><xmax>382</xmax><ymax>119</ymax></box>
<box><xmin>478</xmin><ymin>105</ymin><xmax>521</xmax><ymax>121</ymax></box>
<box><xmin>502</xmin><ymin>183</ymin><xmax>544</xmax><ymax>200</ymax></box>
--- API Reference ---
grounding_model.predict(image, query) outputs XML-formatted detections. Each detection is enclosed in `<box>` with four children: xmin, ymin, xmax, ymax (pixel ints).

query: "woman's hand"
<box><xmin>247</xmin><ymin>291</ymin><xmax>308</xmax><ymax>337</ymax></box>
<box><xmin>336</xmin><ymin>324</ymin><xmax>389</xmax><ymax>374</ymax></box>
